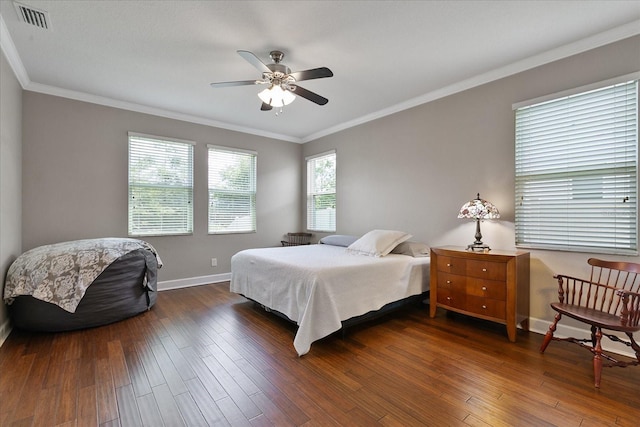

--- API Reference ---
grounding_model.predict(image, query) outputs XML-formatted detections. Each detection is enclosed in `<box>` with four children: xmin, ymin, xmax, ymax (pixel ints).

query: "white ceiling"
<box><xmin>1</xmin><ymin>1</ymin><xmax>639</xmax><ymax>143</ymax></box>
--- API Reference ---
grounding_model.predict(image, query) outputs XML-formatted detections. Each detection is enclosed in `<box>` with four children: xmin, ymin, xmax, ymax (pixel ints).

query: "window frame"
<box><xmin>513</xmin><ymin>74</ymin><xmax>639</xmax><ymax>255</ymax></box>
<box><xmin>128</xmin><ymin>132</ymin><xmax>194</xmax><ymax>237</ymax></box>
<box><xmin>207</xmin><ymin>144</ymin><xmax>257</xmax><ymax>235</ymax></box>
<box><xmin>306</xmin><ymin>150</ymin><xmax>337</xmax><ymax>232</ymax></box>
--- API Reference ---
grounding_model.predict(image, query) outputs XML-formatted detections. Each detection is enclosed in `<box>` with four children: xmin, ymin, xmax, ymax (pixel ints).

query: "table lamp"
<box><xmin>458</xmin><ymin>193</ymin><xmax>500</xmax><ymax>251</ymax></box>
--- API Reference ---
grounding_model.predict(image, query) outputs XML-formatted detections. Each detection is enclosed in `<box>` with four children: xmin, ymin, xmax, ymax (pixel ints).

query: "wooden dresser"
<box><xmin>429</xmin><ymin>246</ymin><xmax>530</xmax><ymax>342</ymax></box>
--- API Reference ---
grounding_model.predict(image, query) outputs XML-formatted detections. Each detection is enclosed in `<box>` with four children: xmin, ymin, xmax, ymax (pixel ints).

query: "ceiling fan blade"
<box><xmin>210</xmin><ymin>80</ymin><xmax>259</xmax><ymax>88</ymax></box>
<box><xmin>260</xmin><ymin>102</ymin><xmax>273</xmax><ymax>111</ymax></box>
<box><xmin>288</xmin><ymin>67</ymin><xmax>333</xmax><ymax>82</ymax></box>
<box><xmin>237</xmin><ymin>50</ymin><xmax>271</xmax><ymax>74</ymax></box>
<box><xmin>292</xmin><ymin>85</ymin><xmax>329</xmax><ymax>105</ymax></box>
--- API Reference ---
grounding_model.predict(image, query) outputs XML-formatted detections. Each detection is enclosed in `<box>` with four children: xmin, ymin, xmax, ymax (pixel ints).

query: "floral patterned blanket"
<box><xmin>3</xmin><ymin>238</ymin><xmax>162</xmax><ymax>313</ymax></box>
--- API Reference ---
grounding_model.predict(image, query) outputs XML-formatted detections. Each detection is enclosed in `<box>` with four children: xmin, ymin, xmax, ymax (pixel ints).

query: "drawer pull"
<box><xmin>482</xmin><ymin>305</ymin><xmax>487</xmax><ymax>309</ymax></box>
<box><xmin>447</xmin><ymin>296</ymin><xmax>451</xmax><ymax>301</ymax></box>
<box><xmin>446</xmin><ymin>280</ymin><xmax>451</xmax><ymax>284</ymax></box>
<box><xmin>447</xmin><ymin>263</ymin><xmax>452</xmax><ymax>267</ymax></box>
<box><xmin>482</xmin><ymin>268</ymin><xmax>487</xmax><ymax>272</ymax></box>
<box><xmin>482</xmin><ymin>286</ymin><xmax>487</xmax><ymax>291</ymax></box>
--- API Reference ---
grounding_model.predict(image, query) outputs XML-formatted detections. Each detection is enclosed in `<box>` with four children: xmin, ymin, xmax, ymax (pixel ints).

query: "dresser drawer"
<box><xmin>437</xmin><ymin>272</ymin><xmax>466</xmax><ymax>290</ymax></box>
<box><xmin>466</xmin><ymin>260</ymin><xmax>506</xmax><ymax>281</ymax></box>
<box><xmin>466</xmin><ymin>277</ymin><xmax>506</xmax><ymax>300</ymax></box>
<box><xmin>437</xmin><ymin>290</ymin><xmax>467</xmax><ymax>311</ymax></box>
<box><xmin>466</xmin><ymin>295</ymin><xmax>506</xmax><ymax>319</ymax></box>
<box><xmin>436</xmin><ymin>256</ymin><xmax>466</xmax><ymax>275</ymax></box>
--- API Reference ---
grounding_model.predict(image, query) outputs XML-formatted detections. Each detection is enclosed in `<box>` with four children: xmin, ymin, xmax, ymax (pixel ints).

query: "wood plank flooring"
<box><xmin>1</xmin><ymin>282</ymin><xmax>639</xmax><ymax>426</ymax></box>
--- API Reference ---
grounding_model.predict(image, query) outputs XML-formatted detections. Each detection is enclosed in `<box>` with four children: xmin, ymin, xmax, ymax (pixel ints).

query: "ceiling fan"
<box><xmin>210</xmin><ymin>50</ymin><xmax>333</xmax><ymax>111</ymax></box>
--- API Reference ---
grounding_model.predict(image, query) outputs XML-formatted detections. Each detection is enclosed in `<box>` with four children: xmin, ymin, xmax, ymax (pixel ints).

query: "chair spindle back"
<box><xmin>558</xmin><ymin>259</ymin><xmax>640</xmax><ymax>317</ymax></box>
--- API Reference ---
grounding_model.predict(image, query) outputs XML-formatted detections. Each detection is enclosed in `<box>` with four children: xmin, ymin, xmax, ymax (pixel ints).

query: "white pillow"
<box><xmin>347</xmin><ymin>230</ymin><xmax>412</xmax><ymax>257</ymax></box>
<box><xmin>390</xmin><ymin>241</ymin><xmax>430</xmax><ymax>257</ymax></box>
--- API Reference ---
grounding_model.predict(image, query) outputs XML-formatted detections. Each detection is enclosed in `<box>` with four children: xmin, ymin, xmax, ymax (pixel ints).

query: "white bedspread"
<box><xmin>230</xmin><ymin>244</ymin><xmax>430</xmax><ymax>355</ymax></box>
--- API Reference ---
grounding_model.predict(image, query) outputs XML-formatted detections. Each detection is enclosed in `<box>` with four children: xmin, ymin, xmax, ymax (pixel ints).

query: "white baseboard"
<box><xmin>529</xmin><ymin>316</ymin><xmax>635</xmax><ymax>358</ymax></box>
<box><xmin>157</xmin><ymin>272</ymin><xmax>231</xmax><ymax>291</ymax></box>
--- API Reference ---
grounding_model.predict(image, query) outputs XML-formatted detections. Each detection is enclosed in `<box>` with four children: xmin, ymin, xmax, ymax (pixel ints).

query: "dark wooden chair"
<box><xmin>280</xmin><ymin>232</ymin><xmax>312</xmax><ymax>246</ymax></box>
<box><xmin>539</xmin><ymin>258</ymin><xmax>640</xmax><ymax>387</ymax></box>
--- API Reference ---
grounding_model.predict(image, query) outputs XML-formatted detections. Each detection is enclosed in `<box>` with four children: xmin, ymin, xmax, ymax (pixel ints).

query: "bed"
<box><xmin>230</xmin><ymin>230</ymin><xmax>430</xmax><ymax>355</ymax></box>
<box><xmin>3</xmin><ymin>238</ymin><xmax>162</xmax><ymax>332</ymax></box>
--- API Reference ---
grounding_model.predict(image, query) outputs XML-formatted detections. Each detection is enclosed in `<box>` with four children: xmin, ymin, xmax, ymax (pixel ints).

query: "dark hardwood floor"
<box><xmin>1</xmin><ymin>282</ymin><xmax>639</xmax><ymax>426</ymax></box>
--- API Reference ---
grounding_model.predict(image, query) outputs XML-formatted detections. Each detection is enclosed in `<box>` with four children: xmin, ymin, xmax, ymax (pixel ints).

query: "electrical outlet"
<box><xmin>211</xmin><ymin>258</ymin><xmax>217</xmax><ymax>267</ymax></box>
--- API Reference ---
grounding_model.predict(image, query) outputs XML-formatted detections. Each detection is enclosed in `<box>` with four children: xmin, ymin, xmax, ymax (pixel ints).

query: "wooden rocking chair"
<box><xmin>539</xmin><ymin>258</ymin><xmax>640</xmax><ymax>387</ymax></box>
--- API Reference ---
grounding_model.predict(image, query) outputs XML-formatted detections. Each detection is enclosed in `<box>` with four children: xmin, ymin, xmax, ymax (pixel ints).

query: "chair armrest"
<box><xmin>616</xmin><ymin>289</ymin><xmax>640</xmax><ymax>298</ymax></box>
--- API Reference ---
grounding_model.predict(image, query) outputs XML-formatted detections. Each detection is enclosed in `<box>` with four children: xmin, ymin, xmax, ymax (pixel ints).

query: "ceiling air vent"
<box><xmin>14</xmin><ymin>2</ymin><xmax>50</xmax><ymax>29</ymax></box>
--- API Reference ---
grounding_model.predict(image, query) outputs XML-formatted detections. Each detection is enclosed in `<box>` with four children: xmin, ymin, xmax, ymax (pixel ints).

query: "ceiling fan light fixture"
<box><xmin>258</xmin><ymin>85</ymin><xmax>295</xmax><ymax>107</ymax></box>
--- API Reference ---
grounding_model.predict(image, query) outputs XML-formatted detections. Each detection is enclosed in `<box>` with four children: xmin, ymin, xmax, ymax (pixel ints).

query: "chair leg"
<box><xmin>594</xmin><ymin>327</ymin><xmax>603</xmax><ymax>388</ymax></box>
<box><xmin>628</xmin><ymin>333</ymin><xmax>640</xmax><ymax>362</ymax></box>
<box><xmin>540</xmin><ymin>313</ymin><xmax>562</xmax><ymax>353</ymax></box>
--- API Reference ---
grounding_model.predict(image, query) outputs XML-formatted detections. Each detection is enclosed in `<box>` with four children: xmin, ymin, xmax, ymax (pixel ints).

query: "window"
<box><xmin>208</xmin><ymin>145</ymin><xmax>257</xmax><ymax>234</ymax></box>
<box><xmin>514</xmin><ymin>76</ymin><xmax>638</xmax><ymax>255</ymax></box>
<box><xmin>128</xmin><ymin>133</ymin><xmax>194</xmax><ymax>236</ymax></box>
<box><xmin>307</xmin><ymin>150</ymin><xmax>336</xmax><ymax>232</ymax></box>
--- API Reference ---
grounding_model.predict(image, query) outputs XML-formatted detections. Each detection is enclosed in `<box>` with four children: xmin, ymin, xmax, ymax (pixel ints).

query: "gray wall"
<box><xmin>21</xmin><ymin>93</ymin><xmax>302</xmax><ymax>282</ymax></box>
<box><xmin>0</xmin><ymin>50</ymin><xmax>22</xmax><ymax>343</ymax></box>
<box><xmin>303</xmin><ymin>35</ymin><xmax>640</xmax><ymax>333</ymax></box>
<box><xmin>6</xmin><ymin>34</ymin><xmax>640</xmax><ymax>347</ymax></box>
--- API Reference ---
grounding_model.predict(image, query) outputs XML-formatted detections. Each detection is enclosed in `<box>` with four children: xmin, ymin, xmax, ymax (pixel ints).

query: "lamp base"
<box><xmin>467</xmin><ymin>219</ymin><xmax>491</xmax><ymax>251</ymax></box>
<box><xmin>466</xmin><ymin>242</ymin><xmax>491</xmax><ymax>252</ymax></box>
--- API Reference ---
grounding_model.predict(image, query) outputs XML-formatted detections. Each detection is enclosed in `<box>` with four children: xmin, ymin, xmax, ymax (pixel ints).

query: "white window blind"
<box><xmin>128</xmin><ymin>133</ymin><xmax>194</xmax><ymax>236</ymax></box>
<box><xmin>307</xmin><ymin>150</ymin><xmax>336</xmax><ymax>232</ymax></box>
<box><xmin>514</xmin><ymin>78</ymin><xmax>638</xmax><ymax>255</ymax></box>
<box><xmin>208</xmin><ymin>145</ymin><xmax>257</xmax><ymax>234</ymax></box>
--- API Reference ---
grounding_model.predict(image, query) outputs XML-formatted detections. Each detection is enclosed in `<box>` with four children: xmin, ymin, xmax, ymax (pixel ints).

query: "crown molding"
<box><xmin>302</xmin><ymin>20</ymin><xmax>640</xmax><ymax>143</ymax></box>
<box><xmin>0</xmin><ymin>13</ymin><xmax>29</xmax><ymax>87</ymax></box>
<box><xmin>24</xmin><ymin>81</ymin><xmax>302</xmax><ymax>143</ymax></box>
<box><xmin>0</xmin><ymin>11</ymin><xmax>301</xmax><ymax>144</ymax></box>
<box><xmin>3</xmin><ymin>10</ymin><xmax>638</xmax><ymax>145</ymax></box>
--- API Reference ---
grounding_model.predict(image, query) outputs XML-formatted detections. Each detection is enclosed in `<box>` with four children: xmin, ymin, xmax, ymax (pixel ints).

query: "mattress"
<box><xmin>230</xmin><ymin>244</ymin><xmax>430</xmax><ymax>355</ymax></box>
